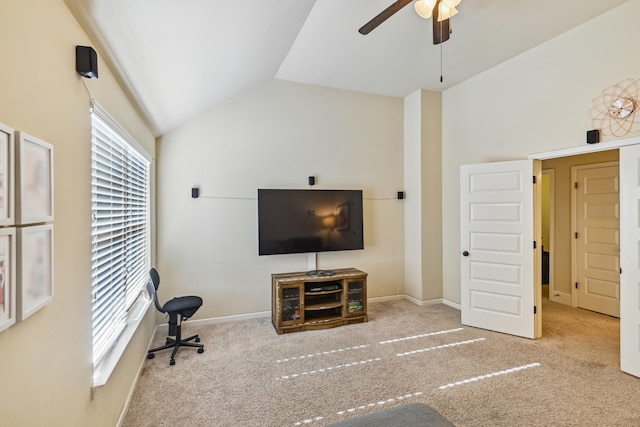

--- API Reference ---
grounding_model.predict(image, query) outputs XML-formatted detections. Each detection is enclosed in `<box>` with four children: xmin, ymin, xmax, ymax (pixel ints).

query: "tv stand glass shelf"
<box><xmin>271</xmin><ymin>268</ymin><xmax>367</xmax><ymax>334</ymax></box>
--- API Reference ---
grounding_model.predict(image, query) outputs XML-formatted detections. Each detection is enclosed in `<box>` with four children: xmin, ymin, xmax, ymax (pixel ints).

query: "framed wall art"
<box><xmin>0</xmin><ymin>122</ymin><xmax>15</xmax><ymax>226</ymax></box>
<box><xmin>16</xmin><ymin>131</ymin><xmax>54</xmax><ymax>224</ymax></box>
<box><xmin>0</xmin><ymin>228</ymin><xmax>16</xmax><ymax>333</ymax></box>
<box><xmin>17</xmin><ymin>224</ymin><xmax>54</xmax><ymax>321</ymax></box>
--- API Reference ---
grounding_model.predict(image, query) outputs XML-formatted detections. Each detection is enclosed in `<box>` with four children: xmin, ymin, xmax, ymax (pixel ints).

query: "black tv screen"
<box><xmin>258</xmin><ymin>189</ymin><xmax>364</xmax><ymax>256</ymax></box>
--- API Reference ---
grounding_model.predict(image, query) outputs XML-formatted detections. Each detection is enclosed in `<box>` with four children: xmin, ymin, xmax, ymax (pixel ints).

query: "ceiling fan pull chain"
<box><xmin>440</xmin><ymin>44</ymin><xmax>444</xmax><ymax>83</ymax></box>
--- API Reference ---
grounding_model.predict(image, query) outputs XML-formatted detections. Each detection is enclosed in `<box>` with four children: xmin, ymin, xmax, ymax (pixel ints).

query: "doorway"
<box><xmin>540</xmin><ymin>152</ymin><xmax>620</xmax><ymax>362</ymax></box>
<box><xmin>540</xmin><ymin>151</ymin><xmax>620</xmax><ymax>313</ymax></box>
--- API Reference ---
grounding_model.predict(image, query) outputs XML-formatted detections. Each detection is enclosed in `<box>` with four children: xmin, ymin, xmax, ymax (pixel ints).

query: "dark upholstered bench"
<box><xmin>326</xmin><ymin>402</ymin><xmax>455</xmax><ymax>427</ymax></box>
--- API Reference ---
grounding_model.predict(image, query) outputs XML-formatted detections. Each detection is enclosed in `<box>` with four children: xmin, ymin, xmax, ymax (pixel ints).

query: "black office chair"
<box><xmin>146</xmin><ymin>268</ymin><xmax>204</xmax><ymax>365</ymax></box>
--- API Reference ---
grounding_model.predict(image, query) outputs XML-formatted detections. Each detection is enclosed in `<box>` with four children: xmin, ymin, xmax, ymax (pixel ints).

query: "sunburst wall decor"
<box><xmin>588</xmin><ymin>78</ymin><xmax>640</xmax><ymax>137</ymax></box>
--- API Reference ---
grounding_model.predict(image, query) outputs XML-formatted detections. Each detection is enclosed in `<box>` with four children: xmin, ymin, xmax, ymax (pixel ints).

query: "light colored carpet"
<box><xmin>123</xmin><ymin>290</ymin><xmax>640</xmax><ymax>426</ymax></box>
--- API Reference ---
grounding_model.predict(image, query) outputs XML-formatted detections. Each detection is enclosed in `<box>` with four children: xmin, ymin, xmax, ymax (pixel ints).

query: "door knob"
<box><xmin>462</xmin><ymin>251</ymin><xmax>469</xmax><ymax>256</ymax></box>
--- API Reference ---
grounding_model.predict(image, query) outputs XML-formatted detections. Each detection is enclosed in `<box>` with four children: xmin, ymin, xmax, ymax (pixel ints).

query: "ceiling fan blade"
<box><xmin>358</xmin><ymin>0</ymin><xmax>414</xmax><ymax>35</ymax></box>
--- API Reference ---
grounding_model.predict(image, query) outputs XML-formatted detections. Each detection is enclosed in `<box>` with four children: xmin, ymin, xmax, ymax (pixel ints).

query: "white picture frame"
<box><xmin>0</xmin><ymin>122</ymin><xmax>15</xmax><ymax>226</ymax></box>
<box><xmin>16</xmin><ymin>131</ymin><xmax>53</xmax><ymax>224</ymax></box>
<box><xmin>17</xmin><ymin>224</ymin><xmax>54</xmax><ymax>321</ymax></box>
<box><xmin>0</xmin><ymin>228</ymin><xmax>17</xmax><ymax>333</ymax></box>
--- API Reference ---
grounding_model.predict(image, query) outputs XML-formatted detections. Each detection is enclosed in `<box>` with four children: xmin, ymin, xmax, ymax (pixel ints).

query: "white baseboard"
<box><xmin>179</xmin><ymin>295</ymin><xmax>457</xmax><ymax>327</ymax></box>
<box><xmin>368</xmin><ymin>294</ymin><xmax>405</xmax><ymax>304</ymax></box>
<box><xmin>549</xmin><ymin>290</ymin><xmax>572</xmax><ymax>306</ymax></box>
<box><xmin>403</xmin><ymin>294</ymin><xmax>444</xmax><ymax>306</ymax></box>
<box><xmin>179</xmin><ymin>310</ymin><xmax>271</xmax><ymax>328</ymax></box>
<box><xmin>368</xmin><ymin>294</ymin><xmax>457</xmax><ymax>308</ymax></box>
<box><xmin>153</xmin><ymin>312</ymin><xmax>271</xmax><ymax>331</ymax></box>
<box><xmin>442</xmin><ymin>299</ymin><xmax>461</xmax><ymax>311</ymax></box>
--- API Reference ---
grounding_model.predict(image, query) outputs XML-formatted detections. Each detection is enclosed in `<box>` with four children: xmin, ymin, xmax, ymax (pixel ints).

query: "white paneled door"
<box><xmin>574</xmin><ymin>163</ymin><xmax>620</xmax><ymax>317</ymax></box>
<box><xmin>620</xmin><ymin>145</ymin><xmax>640</xmax><ymax>378</ymax></box>
<box><xmin>461</xmin><ymin>160</ymin><xmax>541</xmax><ymax>339</ymax></box>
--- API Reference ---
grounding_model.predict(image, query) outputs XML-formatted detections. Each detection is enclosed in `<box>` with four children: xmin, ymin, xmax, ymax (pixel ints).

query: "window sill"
<box><xmin>92</xmin><ymin>296</ymin><xmax>151</xmax><ymax>389</ymax></box>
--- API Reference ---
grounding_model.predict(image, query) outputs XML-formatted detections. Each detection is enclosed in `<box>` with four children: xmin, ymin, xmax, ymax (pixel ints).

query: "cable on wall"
<box><xmin>80</xmin><ymin>78</ymin><xmax>95</xmax><ymax>113</ymax></box>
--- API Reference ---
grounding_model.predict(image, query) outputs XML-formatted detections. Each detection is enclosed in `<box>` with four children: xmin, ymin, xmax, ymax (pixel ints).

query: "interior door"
<box><xmin>619</xmin><ymin>145</ymin><xmax>640</xmax><ymax>378</ymax></box>
<box><xmin>461</xmin><ymin>159</ymin><xmax>541</xmax><ymax>339</ymax></box>
<box><xmin>574</xmin><ymin>163</ymin><xmax>620</xmax><ymax>317</ymax></box>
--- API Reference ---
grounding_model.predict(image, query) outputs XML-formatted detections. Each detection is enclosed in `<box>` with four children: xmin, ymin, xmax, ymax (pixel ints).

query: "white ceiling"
<box><xmin>65</xmin><ymin>0</ymin><xmax>629</xmax><ymax>136</ymax></box>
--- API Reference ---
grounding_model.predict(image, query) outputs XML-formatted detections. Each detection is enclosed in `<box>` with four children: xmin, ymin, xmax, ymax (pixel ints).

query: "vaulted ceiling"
<box><xmin>64</xmin><ymin>0</ymin><xmax>629</xmax><ymax>136</ymax></box>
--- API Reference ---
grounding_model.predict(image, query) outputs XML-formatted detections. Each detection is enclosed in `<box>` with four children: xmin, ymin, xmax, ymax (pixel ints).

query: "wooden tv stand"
<box><xmin>271</xmin><ymin>268</ymin><xmax>368</xmax><ymax>334</ymax></box>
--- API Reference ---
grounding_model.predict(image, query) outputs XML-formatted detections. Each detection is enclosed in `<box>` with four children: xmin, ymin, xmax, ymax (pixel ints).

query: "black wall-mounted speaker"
<box><xmin>76</xmin><ymin>46</ymin><xmax>98</xmax><ymax>79</ymax></box>
<box><xmin>397</xmin><ymin>191</ymin><xmax>405</xmax><ymax>200</ymax></box>
<box><xmin>586</xmin><ymin>129</ymin><xmax>600</xmax><ymax>144</ymax></box>
<box><xmin>308</xmin><ymin>176</ymin><xmax>315</xmax><ymax>186</ymax></box>
<box><xmin>191</xmin><ymin>187</ymin><xmax>199</xmax><ymax>198</ymax></box>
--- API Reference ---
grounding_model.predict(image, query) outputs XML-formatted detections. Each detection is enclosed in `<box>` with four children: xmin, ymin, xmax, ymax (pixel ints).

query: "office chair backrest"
<box><xmin>147</xmin><ymin>268</ymin><xmax>165</xmax><ymax>313</ymax></box>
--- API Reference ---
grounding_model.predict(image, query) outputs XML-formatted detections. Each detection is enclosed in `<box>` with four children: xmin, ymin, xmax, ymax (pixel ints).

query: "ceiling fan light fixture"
<box><xmin>441</xmin><ymin>0</ymin><xmax>461</xmax><ymax>9</ymax></box>
<box><xmin>414</xmin><ymin>0</ymin><xmax>436</xmax><ymax>19</ymax></box>
<box><xmin>437</xmin><ymin>4</ymin><xmax>458</xmax><ymax>21</ymax></box>
<box><xmin>359</xmin><ymin>0</ymin><xmax>461</xmax><ymax>36</ymax></box>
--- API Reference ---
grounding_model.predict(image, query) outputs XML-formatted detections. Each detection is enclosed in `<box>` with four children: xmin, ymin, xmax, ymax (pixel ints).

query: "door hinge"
<box><xmin>533</xmin><ymin>241</ymin><xmax>537</xmax><ymax>249</ymax></box>
<box><xmin>533</xmin><ymin>176</ymin><xmax>537</xmax><ymax>184</ymax></box>
<box><xmin>575</xmin><ymin>232</ymin><xmax>579</xmax><ymax>239</ymax></box>
<box><xmin>620</xmin><ymin>268</ymin><xmax>622</xmax><ymax>274</ymax></box>
<box><xmin>575</xmin><ymin>282</ymin><xmax>579</xmax><ymax>289</ymax></box>
<box><xmin>534</xmin><ymin>306</ymin><xmax>537</xmax><ymax>314</ymax></box>
<box><xmin>574</xmin><ymin>182</ymin><xmax>578</xmax><ymax>189</ymax></box>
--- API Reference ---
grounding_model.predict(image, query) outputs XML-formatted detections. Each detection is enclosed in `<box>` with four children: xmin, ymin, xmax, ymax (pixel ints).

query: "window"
<box><xmin>91</xmin><ymin>103</ymin><xmax>151</xmax><ymax>370</ymax></box>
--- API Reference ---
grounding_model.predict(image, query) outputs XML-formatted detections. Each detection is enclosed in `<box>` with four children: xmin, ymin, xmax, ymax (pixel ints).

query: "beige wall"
<box><xmin>420</xmin><ymin>90</ymin><xmax>443</xmax><ymax>300</ymax></box>
<box><xmin>441</xmin><ymin>0</ymin><xmax>640</xmax><ymax>304</ymax></box>
<box><xmin>541</xmin><ymin>150</ymin><xmax>619</xmax><ymax>297</ymax></box>
<box><xmin>404</xmin><ymin>89</ymin><xmax>443</xmax><ymax>302</ymax></box>
<box><xmin>0</xmin><ymin>0</ymin><xmax>156</xmax><ymax>425</ymax></box>
<box><xmin>156</xmin><ymin>79</ymin><xmax>405</xmax><ymax>319</ymax></box>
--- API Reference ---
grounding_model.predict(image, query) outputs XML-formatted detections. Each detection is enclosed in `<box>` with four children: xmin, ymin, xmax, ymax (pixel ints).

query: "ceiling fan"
<box><xmin>359</xmin><ymin>0</ymin><xmax>461</xmax><ymax>45</ymax></box>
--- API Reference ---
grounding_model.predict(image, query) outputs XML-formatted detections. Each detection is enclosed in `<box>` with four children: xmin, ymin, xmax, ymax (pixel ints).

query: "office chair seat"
<box><xmin>146</xmin><ymin>268</ymin><xmax>205</xmax><ymax>365</ymax></box>
<box><xmin>163</xmin><ymin>296</ymin><xmax>202</xmax><ymax>320</ymax></box>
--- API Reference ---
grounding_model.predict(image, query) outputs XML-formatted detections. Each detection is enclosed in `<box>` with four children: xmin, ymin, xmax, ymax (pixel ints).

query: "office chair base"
<box><xmin>147</xmin><ymin>333</ymin><xmax>204</xmax><ymax>365</ymax></box>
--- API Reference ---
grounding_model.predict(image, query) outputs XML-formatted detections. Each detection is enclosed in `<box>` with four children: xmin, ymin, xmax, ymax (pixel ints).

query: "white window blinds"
<box><xmin>91</xmin><ymin>105</ymin><xmax>150</xmax><ymax>367</ymax></box>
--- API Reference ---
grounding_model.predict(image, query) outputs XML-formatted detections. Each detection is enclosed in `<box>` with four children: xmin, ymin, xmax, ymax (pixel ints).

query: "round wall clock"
<box><xmin>609</xmin><ymin>97</ymin><xmax>635</xmax><ymax>119</ymax></box>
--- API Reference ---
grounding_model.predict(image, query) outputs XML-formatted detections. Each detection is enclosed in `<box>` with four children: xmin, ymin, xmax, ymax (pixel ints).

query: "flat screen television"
<box><xmin>258</xmin><ymin>189</ymin><xmax>364</xmax><ymax>256</ymax></box>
